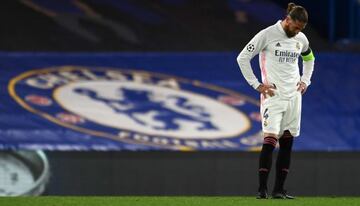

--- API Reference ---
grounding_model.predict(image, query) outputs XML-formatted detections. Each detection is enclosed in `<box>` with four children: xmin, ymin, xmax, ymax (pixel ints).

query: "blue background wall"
<box><xmin>0</xmin><ymin>52</ymin><xmax>359</xmax><ymax>151</ymax></box>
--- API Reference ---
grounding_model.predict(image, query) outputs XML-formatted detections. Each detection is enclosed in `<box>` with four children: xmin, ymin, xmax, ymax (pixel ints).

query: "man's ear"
<box><xmin>284</xmin><ymin>16</ymin><xmax>290</xmax><ymax>24</ymax></box>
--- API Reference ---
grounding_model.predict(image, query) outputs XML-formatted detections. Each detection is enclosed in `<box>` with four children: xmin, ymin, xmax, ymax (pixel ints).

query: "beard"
<box><xmin>284</xmin><ymin>27</ymin><xmax>296</xmax><ymax>38</ymax></box>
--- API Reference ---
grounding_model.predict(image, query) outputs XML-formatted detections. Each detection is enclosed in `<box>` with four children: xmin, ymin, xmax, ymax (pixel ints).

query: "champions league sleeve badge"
<box><xmin>8</xmin><ymin>66</ymin><xmax>263</xmax><ymax>151</ymax></box>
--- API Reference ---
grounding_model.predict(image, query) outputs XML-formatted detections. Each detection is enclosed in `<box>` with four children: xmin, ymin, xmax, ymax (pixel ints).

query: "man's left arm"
<box><xmin>301</xmin><ymin>47</ymin><xmax>315</xmax><ymax>86</ymax></box>
<box><xmin>298</xmin><ymin>41</ymin><xmax>315</xmax><ymax>94</ymax></box>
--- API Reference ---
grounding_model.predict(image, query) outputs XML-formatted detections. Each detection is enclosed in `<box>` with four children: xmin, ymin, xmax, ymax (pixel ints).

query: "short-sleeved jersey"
<box><xmin>238</xmin><ymin>20</ymin><xmax>310</xmax><ymax>99</ymax></box>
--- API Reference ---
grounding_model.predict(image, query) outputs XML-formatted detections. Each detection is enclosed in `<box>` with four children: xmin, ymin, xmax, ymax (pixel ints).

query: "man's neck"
<box><xmin>280</xmin><ymin>20</ymin><xmax>286</xmax><ymax>29</ymax></box>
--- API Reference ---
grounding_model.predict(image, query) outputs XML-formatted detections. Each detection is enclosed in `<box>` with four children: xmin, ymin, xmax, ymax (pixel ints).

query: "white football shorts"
<box><xmin>260</xmin><ymin>91</ymin><xmax>302</xmax><ymax>138</ymax></box>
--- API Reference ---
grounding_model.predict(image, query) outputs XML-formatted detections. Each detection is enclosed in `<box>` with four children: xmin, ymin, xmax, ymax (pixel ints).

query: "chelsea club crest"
<box><xmin>9</xmin><ymin>66</ymin><xmax>263</xmax><ymax>151</ymax></box>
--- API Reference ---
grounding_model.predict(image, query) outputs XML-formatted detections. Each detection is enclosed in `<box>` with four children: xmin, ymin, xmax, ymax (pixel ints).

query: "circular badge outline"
<box><xmin>8</xmin><ymin>66</ymin><xmax>261</xmax><ymax>150</ymax></box>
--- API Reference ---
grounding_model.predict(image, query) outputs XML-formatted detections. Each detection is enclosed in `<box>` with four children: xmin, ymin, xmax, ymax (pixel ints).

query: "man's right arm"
<box><xmin>236</xmin><ymin>30</ymin><xmax>267</xmax><ymax>90</ymax></box>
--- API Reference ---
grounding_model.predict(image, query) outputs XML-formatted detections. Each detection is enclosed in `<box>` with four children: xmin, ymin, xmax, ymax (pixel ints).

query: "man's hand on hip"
<box><xmin>256</xmin><ymin>84</ymin><xmax>276</xmax><ymax>98</ymax></box>
<box><xmin>297</xmin><ymin>81</ymin><xmax>307</xmax><ymax>95</ymax></box>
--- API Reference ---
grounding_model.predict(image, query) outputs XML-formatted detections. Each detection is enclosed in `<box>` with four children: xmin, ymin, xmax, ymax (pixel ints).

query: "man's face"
<box><xmin>283</xmin><ymin>17</ymin><xmax>306</xmax><ymax>38</ymax></box>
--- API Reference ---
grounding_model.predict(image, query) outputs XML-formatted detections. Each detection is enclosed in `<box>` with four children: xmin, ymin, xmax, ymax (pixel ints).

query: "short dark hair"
<box><xmin>286</xmin><ymin>2</ymin><xmax>308</xmax><ymax>23</ymax></box>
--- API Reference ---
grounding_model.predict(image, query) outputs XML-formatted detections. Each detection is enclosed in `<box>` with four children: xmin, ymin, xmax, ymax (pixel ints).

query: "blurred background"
<box><xmin>0</xmin><ymin>0</ymin><xmax>359</xmax><ymax>196</ymax></box>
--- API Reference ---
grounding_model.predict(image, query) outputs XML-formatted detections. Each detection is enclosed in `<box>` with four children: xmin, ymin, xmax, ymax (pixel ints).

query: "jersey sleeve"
<box><xmin>236</xmin><ymin>29</ymin><xmax>268</xmax><ymax>90</ymax></box>
<box><xmin>300</xmin><ymin>33</ymin><xmax>310</xmax><ymax>53</ymax></box>
<box><xmin>300</xmin><ymin>33</ymin><xmax>315</xmax><ymax>86</ymax></box>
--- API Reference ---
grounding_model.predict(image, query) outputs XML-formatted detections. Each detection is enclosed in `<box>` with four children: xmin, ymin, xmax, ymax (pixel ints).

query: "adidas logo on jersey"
<box><xmin>276</xmin><ymin>42</ymin><xmax>281</xmax><ymax>47</ymax></box>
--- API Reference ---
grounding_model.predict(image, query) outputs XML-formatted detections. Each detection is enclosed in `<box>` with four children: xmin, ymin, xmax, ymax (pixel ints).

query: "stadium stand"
<box><xmin>0</xmin><ymin>0</ymin><xmax>332</xmax><ymax>51</ymax></box>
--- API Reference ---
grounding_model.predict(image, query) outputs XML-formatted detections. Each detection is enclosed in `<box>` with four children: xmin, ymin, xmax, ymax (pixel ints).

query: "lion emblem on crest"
<box><xmin>74</xmin><ymin>87</ymin><xmax>218</xmax><ymax>131</ymax></box>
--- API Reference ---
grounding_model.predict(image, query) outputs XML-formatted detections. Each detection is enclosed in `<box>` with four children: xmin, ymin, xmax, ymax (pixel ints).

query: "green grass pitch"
<box><xmin>0</xmin><ymin>196</ymin><xmax>360</xmax><ymax>206</ymax></box>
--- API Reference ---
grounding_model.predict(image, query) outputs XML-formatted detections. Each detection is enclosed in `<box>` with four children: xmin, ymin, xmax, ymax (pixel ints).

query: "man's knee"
<box><xmin>281</xmin><ymin>130</ymin><xmax>293</xmax><ymax>139</ymax></box>
<box><xmin>264</xmin><ymin>132</ymin><xmax>278</xmax><ymax>139</ymax></box>
<box><xmin>279</xmin><ymin>130</ymin><xmax>293</xmax><ymax>149</ymax></box>
<box><xmin>263</xmin><ymin>134</ymin><xmax>278</xmax><ymax>147</ymax></box>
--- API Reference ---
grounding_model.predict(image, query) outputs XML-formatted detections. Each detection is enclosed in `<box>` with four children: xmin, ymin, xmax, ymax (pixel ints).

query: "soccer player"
<box><xmin>236</xmin><ymin>3</ymin><xmax>315</xmax><ymax>199</ymax></box>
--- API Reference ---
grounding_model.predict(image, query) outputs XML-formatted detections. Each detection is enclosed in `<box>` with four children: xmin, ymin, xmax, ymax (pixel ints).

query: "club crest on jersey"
<box><xmin>9</xmin><ymin>66</ymin><xmax>263</xmax><ymax>151</ymax></box>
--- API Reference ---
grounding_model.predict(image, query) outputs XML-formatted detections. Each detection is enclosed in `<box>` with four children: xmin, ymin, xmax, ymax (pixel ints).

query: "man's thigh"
<box><xmin>281</xmin><ymin>93</ymin><xmax>302</xmax><ymax>137</ymax></box>
<box><xmin>261</xmin><ymin>98</ymin><xmax>286</xmax><ymax>138</ymax></box>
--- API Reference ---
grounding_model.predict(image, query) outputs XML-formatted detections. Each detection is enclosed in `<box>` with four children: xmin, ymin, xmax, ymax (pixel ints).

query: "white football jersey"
<box><xmin>237</xmin><ymin>20</ymin><xmax>310</xmax><ymax>99</ymax></box>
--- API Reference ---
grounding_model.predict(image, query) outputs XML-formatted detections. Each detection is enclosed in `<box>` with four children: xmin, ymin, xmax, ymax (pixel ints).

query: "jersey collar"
<box><xmin>276</xmin><ymin>20</ymin><xmax>287</xmax><ymax>37</ymax></box>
